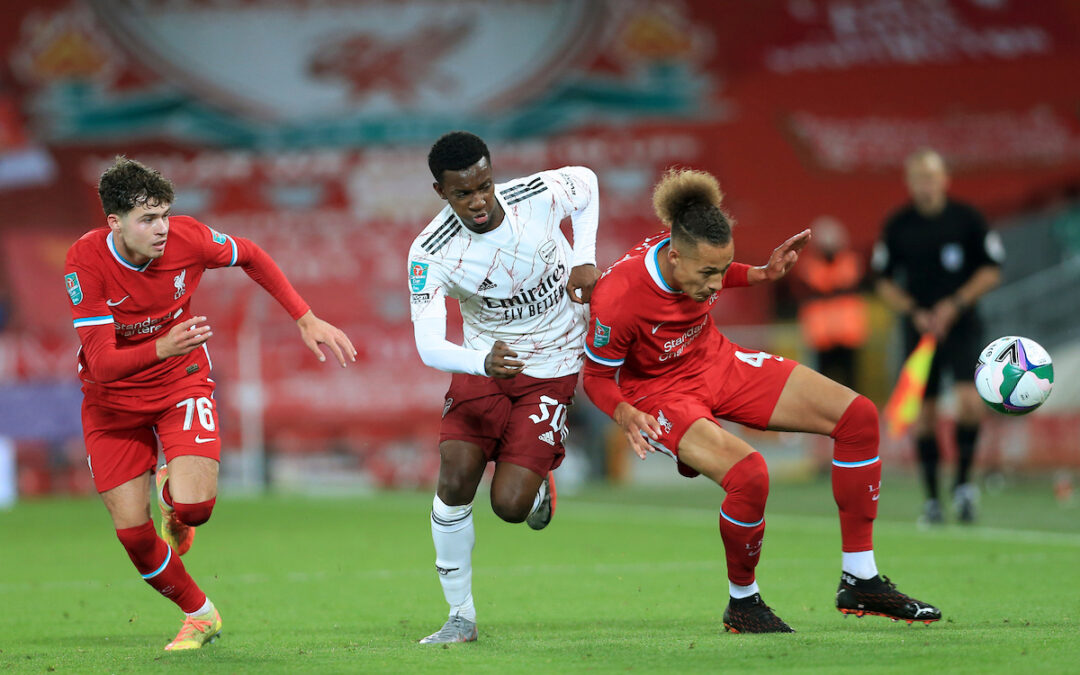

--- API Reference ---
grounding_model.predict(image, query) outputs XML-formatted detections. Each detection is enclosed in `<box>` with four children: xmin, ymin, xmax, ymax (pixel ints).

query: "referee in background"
<box><xmin>873</xmin><ymin>148</ymin><xmax>1004</xmax><ymax>525</ymax></box>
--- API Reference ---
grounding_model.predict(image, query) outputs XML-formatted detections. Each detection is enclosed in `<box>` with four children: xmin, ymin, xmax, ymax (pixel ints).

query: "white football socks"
<box><xmin>431</xmin><ymin>495</ymin><xmax>476</xmax><ymax>622</ymax></box>
<box><xmin>729</xmin><ymin>581</ymin><xmax>760</xmax><ymax>599</ymax></box>
<box><xmin>526</xmin><ymin>481</ymin><xmax>546</xmax><ymax>519</ymax></box>
<box><xmin>842</xmin><ymin>550</ymin><xmax>879</xmax><ymax>580</ymax></box>
<box><xmin>185</xmin><ymin>597</ymin><xmax>214</xmax><ymax>618</ymax></box>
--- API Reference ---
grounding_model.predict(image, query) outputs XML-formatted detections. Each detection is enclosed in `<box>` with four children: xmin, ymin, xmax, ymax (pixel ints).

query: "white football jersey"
<box><xmin>408</xmin><ymin>166</ymin><xmax>598</xmax><ymax>378</ymax></box>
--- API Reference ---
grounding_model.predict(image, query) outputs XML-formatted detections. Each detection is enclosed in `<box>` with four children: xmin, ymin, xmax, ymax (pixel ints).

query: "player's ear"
<box><xmin>106</xmin><ymin>213</ymin><xmax>122</xmax><ymax>232</ymax></box>
<box><xmin>667</xmin><ymin>244</ymin><xmax>680</xmax><ymax>266</ymax></box>
<box><xmin>432</xmin><ymin>181</ymin><xmax>447</xmax><ymax>201</ymax></box>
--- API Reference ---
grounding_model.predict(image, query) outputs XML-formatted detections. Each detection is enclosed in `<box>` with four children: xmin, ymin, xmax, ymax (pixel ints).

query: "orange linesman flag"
<box><xmin>883</xmin><ymin>334</ymin><xmax>937</xmax><ymax>438</ymax></box>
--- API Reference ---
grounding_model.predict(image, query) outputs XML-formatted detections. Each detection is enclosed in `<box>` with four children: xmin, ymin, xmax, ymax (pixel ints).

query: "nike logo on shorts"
<box><xmin>106</xmin><ymin>296</ymin><xmax>129</xmax><ymax>307</ymax></box>
<box><xmin>194</xmin><ymin>435</ymin><xmax>216</xmax><ymax>444</ymax></box>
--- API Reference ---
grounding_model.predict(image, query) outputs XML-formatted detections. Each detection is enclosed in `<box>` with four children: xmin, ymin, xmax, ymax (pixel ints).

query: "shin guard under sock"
<box><xmin>830</xmin><ymin>395</ymin><xmax>881</xmax><ymax>553</ymax></box>
<box><xmin>718</xmin><ymin>453</ymin><xmax>769</xmax><ymax>586</ymax></box>
<box><xmin>115</xmin><ymin>521</ymin><xmax>206</xmax><ymax>613</ymax></box>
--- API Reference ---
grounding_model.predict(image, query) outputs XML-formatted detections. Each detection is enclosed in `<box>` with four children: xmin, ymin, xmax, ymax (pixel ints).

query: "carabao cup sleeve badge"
<box><xmin>409</xmin><ymin>261</ymin><xmax>430</xmax><ymax>292</ymax></box>
<box><xmin>65</xmin><ymin>272</ymin><xmax>83</xmax><ymax>305</ymax></box>
<box><xmin>594</xmin><ymin>319</ymin><xmax>611</xmax><ymax>347</ymax></box>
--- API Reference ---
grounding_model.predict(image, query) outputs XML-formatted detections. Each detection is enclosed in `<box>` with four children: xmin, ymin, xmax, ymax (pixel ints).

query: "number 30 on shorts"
<box><xmin>529</xmin><ymin>395</ymin><xmax>568</xmax><ymax>438</ymax></box>
<box><xmin>176</xmin><ymin>397</ymin><xmax>216</xmax><ymax>432</ymax></box>
<box><xmin>734</xmin><ymin>350</ymin><xmax>783</xmax><ymax>368</ymax></box>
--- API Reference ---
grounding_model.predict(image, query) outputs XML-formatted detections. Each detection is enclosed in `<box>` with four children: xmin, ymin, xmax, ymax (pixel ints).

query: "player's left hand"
<box><xmin>296</xmin><ymin>310</ymin><xmax>357</xmax><ymax>367</ymax></box>
<box><xmin>759</xmin><ymin>229</ymin><xmax>811</xmax><ymax>282</ymax></box>
<box><xmin>566</xmin><ymin>264</ymin><xmax>601</xmax><ymax>304</ymax></box>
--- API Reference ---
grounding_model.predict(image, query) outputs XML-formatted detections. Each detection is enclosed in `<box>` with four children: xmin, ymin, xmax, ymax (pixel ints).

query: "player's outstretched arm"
<box><xmin>156</xmin><ymin>316</ymin><xmax>213</xmax><ymax>360</ymax></box>
<box><xmin>748</xmin><ymin>228</ymin><xmax>812</xmax><ymax>284</ymax></box>
<box><xmin>297</xmin><ymin>310</ymin><xmax>357</xmax><ymax>367</ymax></box>
<box><xmin>566</xmin><ymin>264</ymin><xmax>600</xmax><ymax>304</ymax></box>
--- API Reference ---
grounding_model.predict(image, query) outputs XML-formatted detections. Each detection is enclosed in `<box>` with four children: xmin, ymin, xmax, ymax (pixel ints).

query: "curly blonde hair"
<box><xmin>652</xmin><ymin>168</ymin><xmax>732</xmax><ymax>246</ymax></box>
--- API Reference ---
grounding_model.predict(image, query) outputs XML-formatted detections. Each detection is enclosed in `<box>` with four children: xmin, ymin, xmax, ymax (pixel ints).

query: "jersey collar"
<box><xmin>107</xmin><ymin>231</ymin><xmax>152</xmax><ymax>272</ymax></box>
<box><xmin>645</xmin><ymin>237</ymin><xmax>679</xmax><ymax>294</ymax></box>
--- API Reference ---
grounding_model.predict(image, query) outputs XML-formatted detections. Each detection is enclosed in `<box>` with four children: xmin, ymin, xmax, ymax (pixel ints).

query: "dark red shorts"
<box><xmin>626</xmin><ymin>341</ymin><xmax>799</xmax><ymax>467</ymax></box>
<box><xmin>439</xmin><ymin>372</ymin><xmax>579</xmax><ymax>477</ymax></box>
<box><xmin>82</xmin><ymin>378</ymin><xmax>221</xmax><ymax>493</ymax></box>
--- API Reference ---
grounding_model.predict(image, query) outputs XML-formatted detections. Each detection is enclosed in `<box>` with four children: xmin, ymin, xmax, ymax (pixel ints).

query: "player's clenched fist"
<box><xmin>484</xmin><ymin>340</ymin><xmax>525</xmax><ymax>379</ymax></box>
<box><xmin>156</xmin><ymin>316</ymin><xmax>212</xmax><ymax>360</ymax></box>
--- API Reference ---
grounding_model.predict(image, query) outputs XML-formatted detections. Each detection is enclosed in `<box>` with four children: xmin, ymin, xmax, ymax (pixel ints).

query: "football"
<box><xmin>974</xmin><ymin>336</ymin><xmax>1054</xmax><ymax>415</ymax></box>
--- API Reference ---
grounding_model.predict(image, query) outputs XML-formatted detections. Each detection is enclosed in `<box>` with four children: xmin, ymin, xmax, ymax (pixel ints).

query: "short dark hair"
<box><xmin>428</xmin><ymin>131</ymin><xmax>490</xmax><ymax>183</ymax></box>
<box><xmin>97</xmin><ymin>156</ymin><xmax>175</xmax><ymax>217</ymax></box>
<box><xmin>652</xmin><ymin>168</ymin><xmax>733</xmax><ymax>248</ymax></box>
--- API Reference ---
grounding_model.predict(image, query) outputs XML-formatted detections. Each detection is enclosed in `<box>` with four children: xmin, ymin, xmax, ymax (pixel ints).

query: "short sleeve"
<box><xmin>64</xmin><ymin>252</ymin><xmax>114</xmax><ymax>330</ymax></box>
<box><xmin>197</xmin><ymin>219</ymin><xmax>240</xmax><ymax>269</ymax></box>
<box><xmin>871</xmin><ymin>218</ymin><xmax>897</xmax><ymax>278</ymax></box>
<box><xmin>964</xmin><ymin>207</ymin><xmax>1004</xmax><ymax>268</ymax></box>
<box><xmin>583</xmin><ymin>277</ymin><xmax>633</xmax><ymax>369</ymax></box>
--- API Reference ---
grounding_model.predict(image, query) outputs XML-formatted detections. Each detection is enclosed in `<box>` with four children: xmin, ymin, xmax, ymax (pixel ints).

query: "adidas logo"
<box><xmin>538</xmin><ymin>430</ymin><xmax>555</xmax><ymax>446</ymax></box>
<box><xmin>478</xmin><ymin>277</ymin><xmax>497</xmax><ymax>291</ymax></box>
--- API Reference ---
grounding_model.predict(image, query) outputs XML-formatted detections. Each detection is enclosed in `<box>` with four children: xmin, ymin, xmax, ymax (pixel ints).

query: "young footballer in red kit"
<box><xmin>65</xmin><ymin>157</ymin><xmax>356</xmax><ymax>650</ymax></box>
<box><xmin>582</xmin><ymin>169</ymin><xmax>941</xmax><ymax>633</ymax></box>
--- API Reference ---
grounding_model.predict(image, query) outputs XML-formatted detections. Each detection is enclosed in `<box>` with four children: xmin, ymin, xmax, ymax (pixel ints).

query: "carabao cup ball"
<box><xmin>974</xmin><ymin>336</ymin><xmax>1054</xmax><ymax>415</ymax></box>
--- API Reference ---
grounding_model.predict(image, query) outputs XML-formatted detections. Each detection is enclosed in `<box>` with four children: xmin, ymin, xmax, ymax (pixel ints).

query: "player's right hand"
<box><xmin>614</xmin><ymin>402</ymin><xmax>662</xmax><ymax>460</ymax></box>
<box><xmin>156</xmin><ymin>316</ymin><xmax>212</xmax><ymax>360</ymax></box>
<box><xmin>912</xmin><ymin>308</ymin><xmax>933</xmax><ymax>335</ymax></box>
<box><xmin>485</xmin><ymin>340</ymin><xmax>524</xmax><ymax>379</ymax></box>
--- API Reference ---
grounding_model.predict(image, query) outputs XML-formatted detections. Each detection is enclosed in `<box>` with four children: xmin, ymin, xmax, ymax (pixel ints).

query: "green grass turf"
<box><xmin>1</xmin><ymin>473</ymin><xmax>1077</xmax><ymax>673</ymax></box>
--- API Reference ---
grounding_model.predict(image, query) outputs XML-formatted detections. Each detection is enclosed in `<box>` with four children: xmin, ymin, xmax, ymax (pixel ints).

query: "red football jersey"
<box><xmin>64</xmin><ymin>215</ymin><xmax>307</xmax><ymax>398</ymax></box>
<box><xmin>584</xmin><ymin>233</ymin><xmax>751</xmax><ymax>398</ymax></box>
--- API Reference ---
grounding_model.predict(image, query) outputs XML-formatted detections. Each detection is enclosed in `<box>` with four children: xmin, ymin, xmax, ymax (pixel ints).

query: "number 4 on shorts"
<box><xmin>734</xmin><ymin>350</ymin><xmax>782</xmax><ymax>368</ymax></box>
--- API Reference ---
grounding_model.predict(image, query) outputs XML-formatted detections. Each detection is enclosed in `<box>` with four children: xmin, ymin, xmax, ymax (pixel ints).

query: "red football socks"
<box><xmin>115</xmin><ymin>520</ymin><xmax>206</xmax><ymax>613</ymax></box>
<box><xmin>718</xmin><ymin>452</ymin><xmax>769</xmax><ymax>586</ymax></box>
<box><xmin>830</xmin><ymin>395</ymin><xmax>881</xmax><ymax>552</ymax></box>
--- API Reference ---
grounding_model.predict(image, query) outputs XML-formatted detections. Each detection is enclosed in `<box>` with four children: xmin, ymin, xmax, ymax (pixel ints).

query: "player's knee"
<box><xmin>437</xmin><ymin>474</ymin><xmax>477</xmax><ymax>505</ymax></box>
<box><xmin>174</xmin><ymin>498</ymin><xmax>216</xmax><ymax>527</ymax></box>
<box><xmin>490</xmin><ymin>494</ymin><xmax>530</xmax><ymax>523</ymax></box>
<box><xmin>721</xmin><ymin>452</ymin><xmax>769</xmax><ymax>508</ymax></box>
<box><xmin>831</xmin><ymin>395</ymin><xmax>879</xmax><ymax>446</ymax></box>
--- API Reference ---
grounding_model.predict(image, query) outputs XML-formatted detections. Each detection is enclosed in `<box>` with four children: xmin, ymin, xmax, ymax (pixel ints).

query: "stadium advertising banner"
<box><xmin>2</xmin><ymin>0</ymin><xmax>1079</xmax><ymax>473</ymax></box>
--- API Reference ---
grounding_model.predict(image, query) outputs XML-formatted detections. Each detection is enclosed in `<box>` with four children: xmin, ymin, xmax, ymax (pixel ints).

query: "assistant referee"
<box><xmin>873</xmin><ymin>148</ymin><xmax>1004</xmax><ymax>525</ymax></box>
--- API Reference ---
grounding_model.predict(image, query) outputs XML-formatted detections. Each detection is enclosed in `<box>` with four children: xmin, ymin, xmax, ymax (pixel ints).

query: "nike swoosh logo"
<box><xmin>194</xmin><ymin>436</ymin><xmax>216</xmax><ymax>444</ymax></box>
<box><xmin>651</xmin><ymin>322</ymin><xmax>665</xmax><ymax>334</ymax></box>
<box><xmin>871</xmin><ymin>494</ymin><xmax>879</xmax><ymax>501</ymax></box>
<box><xmin>106</xmin><ymin>296</ymin><xmax>129</xmax><ymax>307</ymax></box>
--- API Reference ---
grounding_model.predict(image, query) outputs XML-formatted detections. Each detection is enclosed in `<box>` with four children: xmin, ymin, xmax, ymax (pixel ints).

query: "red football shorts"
<box><xmin>439</xmin><ymin>372</ymin><xmax>579</xmax><ymax>478</ymax></box>
<box><xmin>626</xmin><ymin>340</ymin><xmax>799</xmax><ymax>467</ymax></box>
<box><xmin>81</xmin><ymin>378</ymin><xmax>221</xmax><ymax>493</ymax></box>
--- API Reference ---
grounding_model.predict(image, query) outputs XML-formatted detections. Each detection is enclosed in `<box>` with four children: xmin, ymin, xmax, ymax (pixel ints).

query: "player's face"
<box><xmin>905</xmin><ymin>156</ymin><xmax>949</xmax><ymax>214</ymax></box>
<box><xmin>670</xmin><ymin>239</ymin><xmax>735</xmax><ymax>302</ymax></box>
<box><xmin>433</xmin><ymin>157</ymin><xmax>505</xmax><ymax>234</ymax></box>
<box><xmin>108</xmin><ymin>201</ymin><xmax>171</xmax><ymax>265</ymax></box>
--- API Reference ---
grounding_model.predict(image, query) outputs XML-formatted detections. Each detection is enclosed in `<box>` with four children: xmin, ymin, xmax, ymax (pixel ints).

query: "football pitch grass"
<box><xmin>2</xmin><ymin>474</ymin><xmax>1077</xmax><ymax>673</ymax></box>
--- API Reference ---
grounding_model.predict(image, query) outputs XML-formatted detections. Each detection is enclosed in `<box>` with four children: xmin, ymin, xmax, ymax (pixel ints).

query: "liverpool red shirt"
<box><xmin>65</xmin><ymin>215</ymin><xmax>308</xmax><ymax>399</ymax></box>
<box><xmin>583</xmin><ymin>233</ymin><xmax>751</xmax><ymax>415</ymax></box>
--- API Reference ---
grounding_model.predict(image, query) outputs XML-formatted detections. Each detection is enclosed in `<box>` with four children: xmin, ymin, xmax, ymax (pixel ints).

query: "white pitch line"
<box><xmin>563</xmin><ymin>500</ymin><xmax>1080</xmax><ymax>547</ymax></box>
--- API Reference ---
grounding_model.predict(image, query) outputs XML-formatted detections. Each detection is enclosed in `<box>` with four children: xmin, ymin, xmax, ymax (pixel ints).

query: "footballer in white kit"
<box><xmin>409</xmin><ymin>167</ymin><xmax>596</xmax><ymax>378</ymax></box>
<box><xmin>409</xmin><ymin>132</ymin><xmax>599</xmax><ymax>645</ymax></box>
